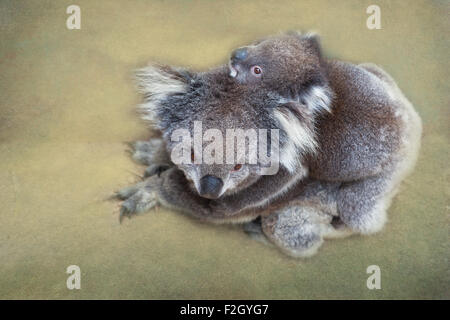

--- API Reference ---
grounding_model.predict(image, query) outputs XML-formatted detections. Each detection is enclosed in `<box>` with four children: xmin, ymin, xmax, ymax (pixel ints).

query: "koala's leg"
<box><xmin>243</xmin><ymin>217</ymin><xmax>273</xmax><ymax>244</ymax></box>
<box><xmin>337</xmin><ymin>173</ymin><xmax>396</xmax><ymax>234</ymax></box>
<box><xmin>261</xmin><ymin>204</ymin><xmax>332</xmax><ymax>258</ymax></box>
<box><xmin>130</xmin><ymin>138</ymin><xmax>173</xmax><ymax>177</ymax></box>
<box><xmin>246</xmin><ymin>179</ymin><xmax>352</xmax><ymax>255</ymax></box>
<box><xmin>116</xmin><ymin>180</ymin><xmax>159</xmax><ymax>221</ymax></box>
<box><xmin>294</xmin><ymin>179</ymin><xmax>353</xmax><ymax>239</ymax></box>
<box><xmin>243</xmin><ymin>216</ymin><xmax>262</xmax><ymax>235</ymax></box>
<box><xmin>116</xmin><ymin>167</ymin><xmax>215</xmax><ymax>222</ymax></box>
<box><xmin>117</xmin><ymin>166</ymin><xmax>308</xmax><ymax>224</ymax></box>
<box><xmin>359</xmin><ymin>63</ymin><xmax>397</xmax><ymax>86</ymax></box>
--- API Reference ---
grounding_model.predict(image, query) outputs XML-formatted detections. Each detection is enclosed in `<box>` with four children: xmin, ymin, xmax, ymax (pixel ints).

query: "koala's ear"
<box><xmin>251</xmin><ymin>36</ymin><xmax>267</xmax><ymax>46</ymax></box>
<box><xmin>287</xmin><ymin>31</ymin><xmax>322</xmax><ymax>56</ymax></box>
<box><xmin>273</xmin><ymin>101</ymin><xmax>318</xmax><ymax>161</ymax></box>
<box><xmin>135</xmin><ymin>64</ymin><xmax>192</xmax><ymax>124</ymax></box>
<box><xmin>277</xmin><ymin>84</ymin><xmax>333</xmax><ymax>115</ymax></box>
<box><xmin>299</xmin><ymin>85</ymin><xmax>332</xmax><ymax>113</ymax></box>
<box><xmin>135</xmin><ymin>64</ymin><xmax>192</xmax><ymax>97</ymax></box>
<box><xmin>301</xmin><ymin>32</ymin><xmax>322</xmax><ymax>56</ymax></box>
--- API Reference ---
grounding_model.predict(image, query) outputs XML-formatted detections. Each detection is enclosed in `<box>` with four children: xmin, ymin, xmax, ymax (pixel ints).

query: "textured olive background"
<box><xmin>0</xmin><ymin>0</ymin><xmax>448</xmax><ymax>299</ymax></box>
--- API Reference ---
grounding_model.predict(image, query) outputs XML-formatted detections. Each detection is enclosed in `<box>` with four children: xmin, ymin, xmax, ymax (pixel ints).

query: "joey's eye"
<box><xmin>191</xmin><ymin>149</ymin><xmax>195</xmax><ymax>162</ymax></box>
<box><xmin>251</xmin><ymin>66</ymin><xmax>262</xmax><ymax>77</ymax></box>
<box><xmin>232</xmin><ymin>164</ymin><xmax>242</xmax><ymax>171</ymax></box>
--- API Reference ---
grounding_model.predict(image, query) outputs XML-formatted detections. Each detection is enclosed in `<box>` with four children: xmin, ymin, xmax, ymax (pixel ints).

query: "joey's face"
<box><xmin>228</xmin><ymin>33</ymin><xmax>324</xmax><ymax>97</ymax></box>
<box><xmin>228</xmin><ymin>45</ymin><xmax>264</xmax><ymax>84</ymax></box>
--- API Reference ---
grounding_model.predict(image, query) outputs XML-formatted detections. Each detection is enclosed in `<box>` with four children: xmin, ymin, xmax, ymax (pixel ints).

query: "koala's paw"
<box><xmin>144</xmin><ymin>164</ymin><xmax>171</xmax><ymax>177</ymax></box>
<box><xmin>262</xmin><ymin>206</ymin><xmax>325</xmax><ymax>258</ymax></box>
<box><xmin>128</xmin><ymin>139</ymin><xmax>167</xmax><ymax>166</ymax></box>
<box><xmin>116</xmin><ymin>177</ymin><xmax>161</xmax><ymax>222</ymax></box>
<box><xmin>243</xmin><ymin>217</ymin><xmax>272</xmax><ymax>245</ymax></box>
<box><xmin>243</xmin><ymin>217</ymin><xmax>263</xmax><ymax>235</ymax></box>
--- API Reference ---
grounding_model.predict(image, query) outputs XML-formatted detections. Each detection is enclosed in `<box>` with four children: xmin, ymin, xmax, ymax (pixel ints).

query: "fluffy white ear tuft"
<box><xmin>273</xmin><ymin>108</ymin><xmax>317</xmax><ymax>172</ymax></box>
<box><xmin>135</xmin><ymin>65</ymin><xmax>188</xmax><ymax>123</ymax></box>
<box><xmin>274</xmin><ymin>85</ymin><xmax>332</xmax><ymax>172</ymax></box>
<box><xmin>302</xmin><ymin>85</ymin><xmax>333</xmax><ymax>114</ymax></box>
<box><xmin>278</xmin><ymin>85</ymin><xmax>333</xmax><ymax>114</ymax></box>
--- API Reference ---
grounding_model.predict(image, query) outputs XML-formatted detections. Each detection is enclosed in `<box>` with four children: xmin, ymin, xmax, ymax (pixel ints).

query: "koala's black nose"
<box><xmin>199</xmin><ymin>175</ymin><xmax>224</xmax><ymax>199</ymax></box>
<box><xmin>231</xmin><ymin>47</ymin><xmax>248</xmax><ymax>61</ymax></box>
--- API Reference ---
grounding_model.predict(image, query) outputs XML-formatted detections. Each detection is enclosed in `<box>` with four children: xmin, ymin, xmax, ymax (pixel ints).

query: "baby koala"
<box><xmin>116</xmin><ymin>32</ymin><xmax>422</xmax><ymax>258</ymax></box>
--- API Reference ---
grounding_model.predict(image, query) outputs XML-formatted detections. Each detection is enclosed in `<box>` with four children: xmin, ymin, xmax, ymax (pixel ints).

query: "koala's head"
<box><xmin>136</xmin><ymin>65</ymin><xmax>281</xmax><ymax>199</ymax></box>
<box><xmin>227</xmin><ymin>32</ymin><xmax>334</xmax><ymax>172</ymax></box>
<box><xmin>135</xmin><ymin>32</ymin><xmax>333</xmax><ymax>199</ymax></box>
<box><xmin>228</xmin><ymin>31</ymin><xmax>330</xmax><ymax>101</ymax></box>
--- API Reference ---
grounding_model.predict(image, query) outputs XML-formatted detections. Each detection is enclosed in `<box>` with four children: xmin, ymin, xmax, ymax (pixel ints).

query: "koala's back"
<box><xmin>308</xmin><ymin>60</ymin><xmax>422</xmax><ymax>182</ymax></box>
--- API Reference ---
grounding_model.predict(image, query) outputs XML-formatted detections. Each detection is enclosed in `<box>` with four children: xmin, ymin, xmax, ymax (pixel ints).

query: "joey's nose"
<box><xmin>231</xmin><ymin>47</ymin><xmax>248</xmax><ymax>61</ymax></box>
<box><xmin>199</xmin><ymin>175</ymin><xmax>224</xmax><ymax>199</ymax></box>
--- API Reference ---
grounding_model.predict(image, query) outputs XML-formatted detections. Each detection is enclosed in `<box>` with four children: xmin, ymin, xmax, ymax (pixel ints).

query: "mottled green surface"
<box><xmin>0</xmin><ymin>0</ymin><xmax>448</xmax><ymax>299</ymax></box>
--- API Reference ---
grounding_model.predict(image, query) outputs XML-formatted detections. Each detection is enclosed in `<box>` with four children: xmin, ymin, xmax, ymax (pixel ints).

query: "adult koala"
<box><xmin>116</xmin><ymin>32</ymin><xmax>422</xmax><ymax>257</ymax></box>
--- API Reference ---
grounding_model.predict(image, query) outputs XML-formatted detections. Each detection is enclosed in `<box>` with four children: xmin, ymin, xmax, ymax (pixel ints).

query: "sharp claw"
<box><xmin>123</xmin><ymin>141</ymin><xmax>135</xmax><ymax>150</ymax></box>
<box><xmin>119</xmin><ymin>199</ymin><xmax>137</xmax><ymax>221</ymax></box>
<box><xmin>119</xmin><ymin>208</ymin><xmax>126</xmax><ymax>223</ymax></box>
<box><xmin>115</xmin><ymin>191</ymin><xmax>129</xmax><ymax>201</ymax></box>
<box><xmin>119</xmin><ymin>206</ymin><xmax>131</xmax><ymax>223</ymax></box>
<box><xmin>144</xmin><ymin>165</ymin><xmax>170</xmax><ymax>177</ymax></box>
<box><xmin>106</xmin><ymin>193</ymin><xmax>121</xmax><ymax>201</ymax></box>
<box><xmin>144</xmin><ymin>166</ymin><xmax>158</xmax><ymax>177</ymax></box>
<box><xmin>119</xmin><ymin>207</ymin><xmax>127</xmax><ymax>223</ymax></box>
<box><xmin>123</xmin><ymin>141</ymin><xmax>136</xmax><ymax>151</ymax></box>
<box><xmin>116</xmin><ymin>184</ymin><xmax>141</xmax><ymax>200</ymax></box>
<box><xmin>148</xmin><ymin>199</ymin><xmax>157</xmax><ymax>210</ymax></box>
<box><xmin>116</xmin><ymin>176</ymin><xmax>159</xmax><ymax>222</ymax></box>
<box><xmin>157</xmin><ymin>166</ymin><xmax>169</xmax><ymax>177</ymax></box>
<box><xmin>147</xmin><ymin>170</ymin><xmax>158</xmax><ymax>178</ymax></box>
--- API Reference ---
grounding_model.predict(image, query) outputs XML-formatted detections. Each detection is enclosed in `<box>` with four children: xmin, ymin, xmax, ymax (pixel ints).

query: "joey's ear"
<box><xmin>273</xmin><ymin>101</ymin><xmax>318</xmax><ymax>170</ymax></box>
<box><xmin>285</xmin><ymin>30</ymin><xmax>303</xmax><ymax>38</ymax></box>
<box><xmin>301</xmin><ymin>32</ymin><xmax>322</xmax><ymax>56</ymax></box>
<box><xmin>135</xmin><ymin>64</ymin><xmax>192</xmax><ymax>97</ymax></box>
<box><xmin>299</xmin><ymin>85</ymin><xmax>332</xmax><ymax>113</ymax></box>
<box><xmin>273</xmin><ymin>92</ymin><xmax>331</xmax><ymax>171</ymax></box>
<box><xmin>251</xmin><ymin>36</ymin><xmax>267</xmax><ymax>46</ymax></box>
<box><xmin>278</xmin><ymin>84</ymin><xmax>333</xmax><ymax>115</ymax></box>
<box><xmin>286</xmin><ymin>31</ymin><xmax>322</xmax><ymax>56</ymax></box>
<box><xmin>135</xmin><ymin>64</ymin><xmax>192</xmax><ymax>125</ymax></box>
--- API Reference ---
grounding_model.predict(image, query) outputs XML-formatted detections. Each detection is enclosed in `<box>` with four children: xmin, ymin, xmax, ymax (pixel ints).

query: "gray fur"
<box><xmin>117</xmin><ymin>32</ymin><xmax>422</xmax><ymax>257</ymax></box>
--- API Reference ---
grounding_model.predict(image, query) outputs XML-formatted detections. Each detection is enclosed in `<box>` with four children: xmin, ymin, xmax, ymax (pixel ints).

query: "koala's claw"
<box><xmin>115</xmin><ymin>183</ymin><xmax>144</xmax><ymax>200</ymax></box>
<box><xmin>243</xmin><ymin>217</ymin><xmax>263</xmax><ymax>235</ymax></box>
<box><xmin>119</xmin><ymin>199</ymin><xmax>136</xmax><ymax>222</ymax></box>
<box><xmin>130</xmin><ymin>139</ymin><xmax>167</xmax><ymax>166</ymax></box>
<box><xmin>144</xmin><ymin>164</ymin><xmax>171</xmax><ymax>177</ymax></box>
<box><xmin>132</xmin><ymin>140</ymin><xmax>157</xmax><ymax>153</ymax></box>
<box><xmin>243</xmin><ymin>217</ymin><xmax>272</xmax><ymax>245</ymax></box>
<box><xmin>118</xmin><ymin>189</ymin><xmax>159</xmax><ymax>222</ymax></box>
<box><xmin>116</xmin><ymin>178</ymin><xmax>161</xmax><ymax>222</ymax></box>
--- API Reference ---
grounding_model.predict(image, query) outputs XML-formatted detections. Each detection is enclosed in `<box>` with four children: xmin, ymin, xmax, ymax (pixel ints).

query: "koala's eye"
<box><xmin>251</xmin><ymin>66</ymin><xmax>262</xmax><ymax>77</ymax></box>
<box><xmin>191</xmin><ymin>149</ymin><xmax>195</xmax><ymax>162</ymax></box>
<box><xmin>232</xmin><ymin>164</ymin><xmax>243</xmax><ymax>171</ymax></box>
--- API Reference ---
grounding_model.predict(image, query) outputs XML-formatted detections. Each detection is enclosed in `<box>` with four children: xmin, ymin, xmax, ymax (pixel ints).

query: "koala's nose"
<box><xmin>199</xmin><ymin>175</ymin><xmax>224</xmax><ymax>199</ymax></box>
<box><xmin>231</xmin><ymin>47</ymin><xmax>248</xmax><ymax>61</ymax></box>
